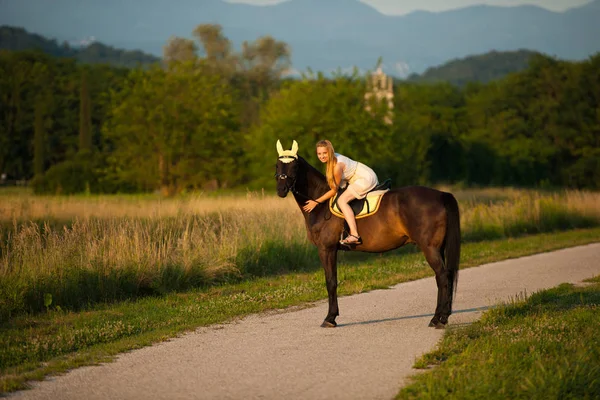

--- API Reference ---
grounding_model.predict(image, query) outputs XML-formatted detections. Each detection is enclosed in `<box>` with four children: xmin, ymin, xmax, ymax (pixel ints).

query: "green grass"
<box><xmin>1</xmin><ymin>227</ymin><xmax>600</xmax><ymax>394</ymax></box>
<box><xmin>2</xmin><ymin>189</ymin><xmax>600</xmax><ymax>322</ymax></box>
<box><xmin>398</xmin><ymin>276</ymin><xmax>600</xmax><ymax>399</ymax></box>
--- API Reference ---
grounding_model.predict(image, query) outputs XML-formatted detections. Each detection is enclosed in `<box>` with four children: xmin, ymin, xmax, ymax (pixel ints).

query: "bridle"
<box><xmin>275</xmin><ymin>156</ymin><xmax>317</xmax><ymax>203</ymax></box>
<box><xmin>275</xmin><ymin>154</ymin><xmax>332</xmax><ymax>219</ymax></box>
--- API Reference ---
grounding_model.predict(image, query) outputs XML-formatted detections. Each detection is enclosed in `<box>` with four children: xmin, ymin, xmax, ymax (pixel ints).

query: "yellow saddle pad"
<box><xmin>329</xmin><ymin>189</ymin><xmax>389</xmax><ymax>219</ymax></box>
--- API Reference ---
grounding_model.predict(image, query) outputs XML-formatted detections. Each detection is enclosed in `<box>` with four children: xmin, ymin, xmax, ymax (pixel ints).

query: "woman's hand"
<box><xmin>302</xmin><ymin>199</ymin><xmax>321</xmax><ymax>213</ymax></box>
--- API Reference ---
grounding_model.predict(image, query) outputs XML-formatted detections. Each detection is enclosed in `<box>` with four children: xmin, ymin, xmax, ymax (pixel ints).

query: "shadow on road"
<box><xmin>336</xmin><ymin>305</ymin><xmax>492</xmax><ymax>328</ymax></box>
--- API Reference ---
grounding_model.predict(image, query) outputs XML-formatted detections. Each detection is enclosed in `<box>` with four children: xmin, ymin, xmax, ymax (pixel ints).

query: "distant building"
<box><xmin>364</xmin><ymin>67</ymin><xmax>393</xmax><ymax>124</ymax></box>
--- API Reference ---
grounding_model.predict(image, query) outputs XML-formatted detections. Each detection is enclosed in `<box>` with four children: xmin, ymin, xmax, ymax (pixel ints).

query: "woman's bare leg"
<box><xmin>337</xmin><ymin>189</ymin><xmax>360</xmax><ymax>242</ymax></box>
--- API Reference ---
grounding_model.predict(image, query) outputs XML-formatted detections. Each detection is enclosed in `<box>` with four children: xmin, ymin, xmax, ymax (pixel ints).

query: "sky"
<box><xmin>225</xmin><ymin>0</ymin><xmax>592</xmax><ymax>15</ymax></box>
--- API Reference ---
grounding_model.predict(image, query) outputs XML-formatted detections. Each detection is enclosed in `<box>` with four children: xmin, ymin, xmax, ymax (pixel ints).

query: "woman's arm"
<box><xmin>301</xmin><ymin>163</ymin><xmax>344</xmax><ymax>213</ymax></box>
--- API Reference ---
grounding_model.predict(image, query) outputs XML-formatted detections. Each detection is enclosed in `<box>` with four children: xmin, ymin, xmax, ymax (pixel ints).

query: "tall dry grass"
<box><xmin>1</xmin><ymin>188</ymin><xmax>599</xmax><ymax>321</ymax></box>
<box><xmin>459</xmin><ymin>190</ymin><xmax>600</xmax><ymax>240</ymax></box>
<box><xmin>0</xmin><ymin>190</ymin><xmax>280</xmax><ymax>220</ymax></box>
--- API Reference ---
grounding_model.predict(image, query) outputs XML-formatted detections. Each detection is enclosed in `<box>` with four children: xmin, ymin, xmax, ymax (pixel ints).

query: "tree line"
<box><xmin>1</xmin><ymin>24</ymin><xmax>599</xmax><ymax>194</ymax></box>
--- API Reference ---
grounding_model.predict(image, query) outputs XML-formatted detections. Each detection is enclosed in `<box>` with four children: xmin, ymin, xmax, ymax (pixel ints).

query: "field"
<box><xmin>2</xmin><ymin>187</ymin><xmax>600</xmax><ymax>322</ymax></box>
<box><xmin>1</xmin><ymin>187</ymin><xmax>600</xmax><ymax>393</ymax></box>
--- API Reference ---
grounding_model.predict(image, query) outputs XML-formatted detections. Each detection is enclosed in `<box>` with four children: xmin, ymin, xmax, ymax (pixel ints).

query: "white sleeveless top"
<box><xmin>335</xmin><ymin>153</ymin><xmax>358</xmax><ymax>181</ymax></box>
<box><xmin>334</xmin><ymin>153</ymin><xmax>378</xmax><ymax>198</ymax></box>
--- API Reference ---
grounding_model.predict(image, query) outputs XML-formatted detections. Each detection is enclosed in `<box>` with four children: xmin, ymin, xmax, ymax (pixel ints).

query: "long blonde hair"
<box><xmin>316</xmin><ymin>140</ymin><xmax>338</xmax><ymax>190</ymax></box>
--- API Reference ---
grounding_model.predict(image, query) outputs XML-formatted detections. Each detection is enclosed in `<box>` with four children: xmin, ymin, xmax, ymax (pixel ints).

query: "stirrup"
<box><xmin>340</xmin><ymin>234</ymin><xmax>362</xmax><ymax>245</ymax></box>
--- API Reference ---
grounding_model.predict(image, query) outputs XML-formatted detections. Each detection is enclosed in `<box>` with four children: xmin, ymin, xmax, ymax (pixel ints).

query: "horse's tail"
<box><xmin>442</xmin><ymin>192</ymin><xmax>461</xmax><ymax>314</ymax></box>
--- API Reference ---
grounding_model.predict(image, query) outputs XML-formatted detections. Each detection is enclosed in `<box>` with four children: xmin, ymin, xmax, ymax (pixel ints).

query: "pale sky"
<box><xmin>225</xmin><ymin>0</ymin><xmax>592</xmax><ymax>15</ymax></box>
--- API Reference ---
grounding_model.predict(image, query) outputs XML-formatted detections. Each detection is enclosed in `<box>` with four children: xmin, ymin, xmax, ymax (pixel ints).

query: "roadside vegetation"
<box><xmin>2</xmin><ymin>228</ymin><xmax>599</xmax><ymax>394</ymax></box>
<box><xmin>1</xmin><ymin>188</ymin><xmax>600</xmax><ymax>393</ymax></box>
<box><xmin>397</xmin><ymin>276</ymin><xmax>600</xmax><ymax>399</ymax></box>
<box><xmin>2</xmin><ymin>188</ymin><xmax>599</xmax><ymax>322</ymax></box>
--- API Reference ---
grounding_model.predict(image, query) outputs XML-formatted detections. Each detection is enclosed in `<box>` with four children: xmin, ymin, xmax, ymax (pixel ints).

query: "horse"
<box><xmin>274</xmin><ymin>140</ymin><xmax>461</xmax><ymax>328</ymax></box>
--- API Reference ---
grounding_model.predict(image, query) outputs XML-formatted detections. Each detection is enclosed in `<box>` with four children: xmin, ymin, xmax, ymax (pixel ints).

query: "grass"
<box><xmin>2</xmin><ymin>188</ymin><xmax>600</xmax><ymax>322</ymax></box>
<box><xmin>1</xmin><ymin>227</ymin><xmax>600</xmax><ymax>394</ymax></box>
<box><xmin>397</xmin><ymin>276</ymin><xmax>600</xmax><ymax>399</ymax></box>
<box><xmin>1</xmin><ymin>187</ymin><xmax>600</xmax><ymax>393</ymax></box>
<box><xmin>0</xmin><ymin>196</ymin><xmax>308</xmax><ymax>321</ymax></box>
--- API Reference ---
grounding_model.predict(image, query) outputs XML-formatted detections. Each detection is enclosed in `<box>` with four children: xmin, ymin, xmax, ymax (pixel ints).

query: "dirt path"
<box><xmin>10</xmin><ymin>243</ymin><xmax>600</xmax><ymax>400</ymax></box>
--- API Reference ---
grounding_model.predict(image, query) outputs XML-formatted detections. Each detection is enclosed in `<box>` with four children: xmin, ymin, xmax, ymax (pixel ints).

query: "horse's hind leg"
<box><xmin>422</xmin><ymin>246</ymin><xmax>449</xmax><ymax>328</ymax></box>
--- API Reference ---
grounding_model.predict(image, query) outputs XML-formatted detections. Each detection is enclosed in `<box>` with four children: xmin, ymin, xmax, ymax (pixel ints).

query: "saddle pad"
<box><xmin>329</xmin><ymin>189</ymin><xmax>389</xmax><ymax>219</ymax></box>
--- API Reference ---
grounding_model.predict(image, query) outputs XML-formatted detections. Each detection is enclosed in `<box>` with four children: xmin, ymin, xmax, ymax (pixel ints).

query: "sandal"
<box><xmin>340</xmin><ymin>234</ymin><xmax>362</xmax><ymax>245</ymax></box>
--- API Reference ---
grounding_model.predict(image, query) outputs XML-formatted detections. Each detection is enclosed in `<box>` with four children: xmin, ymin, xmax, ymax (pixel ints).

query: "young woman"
<box><xmin>302</xmin><ymin>139</ymin><xmax>379</xmax><ymax>245</ymax></box>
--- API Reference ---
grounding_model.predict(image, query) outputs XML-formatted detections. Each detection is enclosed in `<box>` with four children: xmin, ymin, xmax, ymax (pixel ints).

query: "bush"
<box><xmin>31</xmin><ymin>151</ymin><xmax>142</xmax><ymax>195</ymax></box>
<box><xmin>31</xmin><ymin>152</ymin><xmax>98</xmax><ymax>195</ymax></box>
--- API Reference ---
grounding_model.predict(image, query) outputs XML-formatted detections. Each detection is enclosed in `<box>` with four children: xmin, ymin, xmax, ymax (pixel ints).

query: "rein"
<box><xmin>290</xmin><ymin>180</ymin><xmax>318</xmax><ymax>202</ymax></box>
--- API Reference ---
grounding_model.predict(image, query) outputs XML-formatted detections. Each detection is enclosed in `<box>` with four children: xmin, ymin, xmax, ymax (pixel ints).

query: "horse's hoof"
<box><xmin>320</xmin><ymin>320</ymin><xmax>337</xmax><ymax>328</ymax></box>
<box><xmin>428</xmin><ymin>319</ymin><xmax>447</xmax><ymax>329</ymax></box>
<box><xmin>428</xmin><ymin>320</ymin><xmax>446</xmax><ymax>329</ymax></box>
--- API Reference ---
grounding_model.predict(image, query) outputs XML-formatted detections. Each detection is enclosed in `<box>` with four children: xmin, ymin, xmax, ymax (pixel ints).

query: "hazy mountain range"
<box><xmin>1</xmin><ymin>0</ymin><xmax>599</xmax><ymax>76</ymax></box>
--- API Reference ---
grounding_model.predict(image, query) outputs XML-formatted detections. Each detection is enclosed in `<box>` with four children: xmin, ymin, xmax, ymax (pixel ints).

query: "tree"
<box><xmin>240</xmin><ymin>36</ymin><xmax>291</xmax><ymax>79</ymax></box>
<box><xmin>393</xmin><ymin>82</ymin><xmax>468</xmax><ymax>185</ymax></box>
<box><xmin>0</xmin><ymin>52</ymin><xmax>34</xmax><ymax>179</ymax></box>
<box><xmin>561</xmin><ymin>53</ymin><xmax>600</xmax><ymax>188</ymax></box>
<box><xmin>163</xmin><ymin>36</ymin><xmax>198</xmax><ymax>65</ymax></box>
<box><xmin>163</xmin><ymin>25</ymin><xmax>292</xmax><ymax>132</ymax></box>
<box><xmin>463</xmin><ymin>53</ymin><xmax>594</xmax><ymax>187</ymax></box>
<box><xmin>0</xmin><ymin>51</ymin><xmax>56</xmax><ymax>180</ymax></box>
<box><xmin>103</xmin><ymin>61</ymin><xmax>241</xmax><ymax>195</ymax></box>
<box><xmin>247</xmin><ymin>73</ymin><xmax>393</xmax><ymax>189</ymax></box>
<box><xmin>33</xmin><ymin>95</ymin><xmax>46</xmax><ymax>177</ymax></box>
<box><xmin>232</xmin><ymin>35</ymin><xmax>290</xmax><ymax>130</ymax></box>
<box><xmin>240</xmin><ymin>35</ymin><xmax>291</xmax><ymax>100</ymax></box>
<box><xmin>193</xmin><ymin>24</ymin><xmax>237</xmax><ymax>75</ymax></box>
<box><xmin>79</xmin><ymin>68</ymin><xmax>92</xmax><ymax>152</ymax></box>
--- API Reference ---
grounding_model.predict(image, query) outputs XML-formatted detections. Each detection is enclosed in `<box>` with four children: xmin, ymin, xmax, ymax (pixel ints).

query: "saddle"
<box><xmin>329</xmin><ymin>178</ymin><xmax>391</xmax><ymax>219</ymax></box>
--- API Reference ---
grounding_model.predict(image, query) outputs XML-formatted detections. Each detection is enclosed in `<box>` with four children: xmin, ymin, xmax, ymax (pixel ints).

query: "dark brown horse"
<box><xmin>275</xmin><ymin>140</ymin><xmax>461</xmax><ymax>328</ymax></box>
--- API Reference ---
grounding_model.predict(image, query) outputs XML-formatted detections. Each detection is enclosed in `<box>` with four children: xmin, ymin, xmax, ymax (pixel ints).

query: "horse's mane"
<box><xmin>298</xmin><ymin>156</ymin><xmax>330</xmax><ymax>195</ymax></box>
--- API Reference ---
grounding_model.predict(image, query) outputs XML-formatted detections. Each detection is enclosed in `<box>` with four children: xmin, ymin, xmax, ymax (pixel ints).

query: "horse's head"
<box><xmin>275</xmin><ymin>139</ymin><xmax>299</xmax><ymax>198</ymax></box>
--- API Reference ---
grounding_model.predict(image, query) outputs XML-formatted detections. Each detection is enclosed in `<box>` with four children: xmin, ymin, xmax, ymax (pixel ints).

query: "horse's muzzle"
<box><xmin>276</xmin><ymin>186</ymin><xmax>289</xmax><ymax>198</ymax></box>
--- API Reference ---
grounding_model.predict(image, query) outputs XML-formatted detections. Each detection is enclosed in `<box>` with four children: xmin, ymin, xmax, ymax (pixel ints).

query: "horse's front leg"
<box><xmin>318</xmin><ymin>246</ymin><xmax>339</xmax><ymax>327</ymax></box>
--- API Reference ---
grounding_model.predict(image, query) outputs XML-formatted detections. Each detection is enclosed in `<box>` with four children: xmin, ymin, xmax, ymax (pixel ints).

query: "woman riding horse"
<box><xmin>302</xmin><ymin>140</ymin><xmax>378</xmax><ymax>246</ymax></box>
<box><xmin>275</xmin><ymin>139</ymin><xmax>461</xmax><ymax>328</ymax></box>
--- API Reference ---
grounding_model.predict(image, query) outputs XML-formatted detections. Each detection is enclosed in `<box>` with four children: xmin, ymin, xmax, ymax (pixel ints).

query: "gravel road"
<box><xmin>10</xmin><ymin>243</ymin><xmax>600</xmax><ymax>400</ymax></box>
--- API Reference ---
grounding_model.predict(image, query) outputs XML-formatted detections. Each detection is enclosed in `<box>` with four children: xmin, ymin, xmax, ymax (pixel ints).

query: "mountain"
<box><xmin>1</xmin><ymin>26</ymin><xmax>545</xmax><ymax>86</ymax></box>
<box><xmin>1</xmin><ymin>0</ymin><xmax>599</xmax><ymax>75</ymax></box>
<box><xmin>0</xmin><ymin>26</ymin><xmax>160</xmax><ymax>68</ymax></box>
<box><xmin>407</xmin><ymin>49</ymin><xmax>541</xmax><ymax>86</ymax></box>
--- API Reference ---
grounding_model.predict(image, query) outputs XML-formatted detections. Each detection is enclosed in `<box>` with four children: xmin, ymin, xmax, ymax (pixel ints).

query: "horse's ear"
<box><xmin>276</xmin><ymin>140</ymin><xmax>284</xmax><ymax>157</ymax></box>
<box><xmin>291</xmin><ymin>140</ymin><xmax>299</xmax><ymax>156</ymax></box>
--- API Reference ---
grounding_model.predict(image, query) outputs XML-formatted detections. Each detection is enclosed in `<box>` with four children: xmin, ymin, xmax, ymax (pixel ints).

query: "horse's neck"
<box><xmin>294</xmin><ymin>157</ymin><xmax>329</xmax><ymax>205</ymax></box>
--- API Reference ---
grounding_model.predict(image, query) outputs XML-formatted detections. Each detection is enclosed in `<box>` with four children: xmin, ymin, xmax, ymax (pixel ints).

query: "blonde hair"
<box><xmin>316</xmin><ymin>140</ymin><xmax>338</xmax><ymax>190</ymax></box>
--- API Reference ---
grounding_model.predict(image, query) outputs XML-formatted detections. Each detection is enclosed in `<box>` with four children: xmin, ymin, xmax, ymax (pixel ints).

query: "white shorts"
<box><xmin>346</xmin><ymin>163</ymin><xmax>378</xmax><ymax>199</ymax></box>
